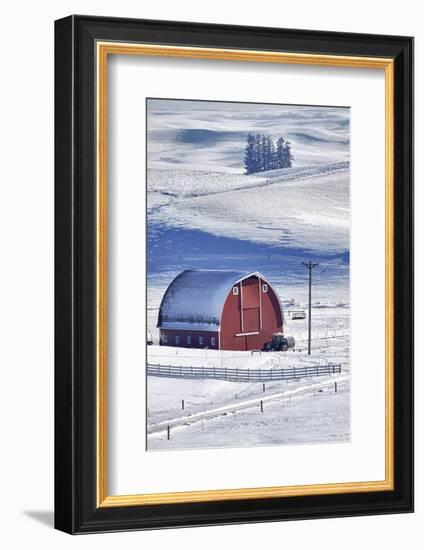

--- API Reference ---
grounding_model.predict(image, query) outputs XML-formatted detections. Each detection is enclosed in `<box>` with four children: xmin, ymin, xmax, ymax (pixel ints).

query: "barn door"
<box><xmin>241</xmin><ymin>277</ymin><xmax>261</xmax><ymax>333</ymax></box>
<box><xmin>243</xmin><ymin>307</ymin><xmax>260</xmax><ymax>332</ymax></box>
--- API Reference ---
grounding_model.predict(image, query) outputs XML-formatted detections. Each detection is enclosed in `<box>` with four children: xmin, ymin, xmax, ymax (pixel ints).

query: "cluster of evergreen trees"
<box><xmin>244</xmin><ymin>133</ymin><xmax>293</xmax><ymax>175</ymax></box>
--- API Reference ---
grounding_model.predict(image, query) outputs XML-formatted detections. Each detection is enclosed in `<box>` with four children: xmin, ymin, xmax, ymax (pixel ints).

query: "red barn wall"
<box><xmin>219</xmin><ymin>280</ymin><xmax>243</xmax><ymax>350</ymax></box>
<box><xmin>159</xmin><ymin>329</ymin><xmax>219</xmax><ymax>349</ymax></box>
<box><xmin>220</xmin><ymin>276</ymin><xmax>283</xmax><ymax>351</ymax></box>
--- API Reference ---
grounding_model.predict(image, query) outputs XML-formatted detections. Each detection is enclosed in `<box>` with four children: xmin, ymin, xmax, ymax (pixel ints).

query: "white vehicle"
<box><xmin>290</xmin><ymin>309</ymin><xmax>306</xmax><ymax>320</ymax></box>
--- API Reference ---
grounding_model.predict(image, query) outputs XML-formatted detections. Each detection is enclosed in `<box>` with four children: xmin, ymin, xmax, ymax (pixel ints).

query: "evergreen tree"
<box><xmin>243</xmin><ymin>133</ymin><xmax>293</xmax><ymax>174</ymax></box>
<box><xmin>260</xmin><ymin>135</ymin><xmax>268</xmax><ymax>171</ymax></box>
<box><xmin>275</xmin><ymin>136</ymin><xmax>285</xmax><ymax>169</ymax></box>
<box><xmin>283</xmin><ymin>139</ymin><xmax>293</xmax><ymax>168</ymax></box>
<box><xmin>268</xmin><ymin>135</ymin><xmax>276</xmax><ymax>170</ymax></box>
<box><xmin>275</xmin><ymin>136</ymin><xmax>294</xmax><ymax>169</ymax></box>
<box><xmin>244</xmin><ymin>133</ymin><xmax>256</xmax><ymax>174</ymax></box>
<box><xmin>254</xmin><ymin>134</ymin><xmax>262</xmax><ymax>171</ymax></box>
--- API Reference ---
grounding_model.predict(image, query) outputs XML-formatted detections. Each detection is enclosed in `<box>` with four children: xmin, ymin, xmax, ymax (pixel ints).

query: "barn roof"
<box><xmin>157</xmin><ymin>269</ymin><xmax>269</xmax><ymax>332</ymax></box>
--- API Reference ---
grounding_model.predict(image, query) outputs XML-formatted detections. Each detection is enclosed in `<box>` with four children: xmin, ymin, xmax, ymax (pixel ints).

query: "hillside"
<box><xmin>148</xmin><ymin>162</ymin><xmax>350</xmax><ymax>253</ymax></box>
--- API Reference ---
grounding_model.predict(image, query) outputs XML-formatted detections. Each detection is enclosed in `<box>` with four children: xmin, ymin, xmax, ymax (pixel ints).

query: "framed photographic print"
<box><xmin>54</xmin><ymin>15</ymin><xmax>413</xmax><ymax>533</ymax></box>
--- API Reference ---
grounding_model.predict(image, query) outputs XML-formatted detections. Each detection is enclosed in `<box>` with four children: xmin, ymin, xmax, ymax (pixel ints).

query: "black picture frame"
<box><xmin>55</xmin><ymin>15</ymin><xmax>414</xmax><ymax>534</ymax></box>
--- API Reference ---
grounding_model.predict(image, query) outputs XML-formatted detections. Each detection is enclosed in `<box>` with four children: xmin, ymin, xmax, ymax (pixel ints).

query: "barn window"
<box><xmin>211</xmin><ymin>336</ymin><xmax>216</xmax><ymax>346</ymax></box>
<box><xmin>232</xmin><ymin>286</ymin><xmax>239</xmax><ymax>295</ymax></box>
<box><xmin>162</xmin><ymin>334</ymin><xmax>168</xmax><ymax>344</ymax></box>
<box><xmin>187</xmin><ymin>336</ymin><xmax>191</xmax><ymax>345</ymax></box>
<box><xmin>262</xmin><ymin>283</ymin><xmax>268</xmax><ymax>293</ymax></box>
<box><xmin>175</xmin><ymin>335</ymin><xmax>180</xmax><ymax>345</ymax></box>
<box><xmin>199</xmin><ymin>336</ymin><xmax>204</xmax><ymax>346</ymax></box>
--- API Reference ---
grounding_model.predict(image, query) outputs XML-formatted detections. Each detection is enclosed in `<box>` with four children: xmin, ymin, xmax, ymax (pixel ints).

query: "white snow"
<box><xmin>148</xmin><ymin>164</ymin><xmax>349</xmax><ymax>253</ymax></box>
<box><xmin>147</xmin><ymin>99</ymin><xmax>350</xmax><ymax>253</ymax></box>
<box><xmin>147</xmin><ymin>100</ymin><xmax>349</xmax><ymax>170</ymax></box>
<box><xmin>148</xmin><ymin>378</ymin><xmax>350</xmax><ymax>450</ymax></box>
<box><xmin>148</xmin><ymin>374</ymin><xmax>348</xmax><ymax>434</ymax></box>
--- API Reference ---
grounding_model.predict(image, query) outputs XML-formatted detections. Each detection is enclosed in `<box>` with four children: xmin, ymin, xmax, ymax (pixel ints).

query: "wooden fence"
<box><xmin>147</xmin><ymin>363</ymin><xmax>341</xmax><ymax>382</ymax></box>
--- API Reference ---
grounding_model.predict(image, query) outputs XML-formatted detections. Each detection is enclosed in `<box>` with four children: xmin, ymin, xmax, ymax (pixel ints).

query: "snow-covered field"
<box><xmin>147</xmin><ymin>100</ymin><xmax>349</xmax><ymax>170</ymax></box>
<box><xmin>148</xmin><ymin>163</ymin><xmax>349</xmax><ymax>252</ymax></box>
<box><xmin>148</xmin><ymin>379</ymin><xmax>349</xmax><ymax>451</ymax></box>
<box><xmin>146</xmin><ymin>98</ymin><xmax>350</xmax><ymax>452</ymax></box>
<box><xmin>147</xmin><ymin>298</ymin><xmax>350</xmax><ymax>451</ymax></box>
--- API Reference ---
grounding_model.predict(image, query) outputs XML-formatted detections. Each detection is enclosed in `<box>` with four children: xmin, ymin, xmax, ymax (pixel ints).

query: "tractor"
<box><xmin>262</xmin><ymin>332</ymin><xmax>295</xmax><ymax>352</ymax></box>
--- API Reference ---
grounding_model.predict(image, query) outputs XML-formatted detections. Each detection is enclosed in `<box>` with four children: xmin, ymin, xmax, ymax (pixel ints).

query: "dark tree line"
<box><xmin>244</xmin><ymin>133</ymin><xmax>293</xmax><ymax>175</ymax></box>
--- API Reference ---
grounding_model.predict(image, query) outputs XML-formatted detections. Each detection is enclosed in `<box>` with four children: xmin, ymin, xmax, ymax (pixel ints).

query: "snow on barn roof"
<box><xmin>158</xmin><ymin>269</ymin><xmax>268</xmax><ymax>332</ymax></box>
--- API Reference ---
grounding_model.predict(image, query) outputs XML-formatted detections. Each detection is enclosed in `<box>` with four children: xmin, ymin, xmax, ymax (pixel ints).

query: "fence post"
<box><xmin>167</xmin><ymin>425</ymin><xmax>170</xmax><ymax>440</ymax></box>
<box><xmin>335</xmin><ymin>382</ymin><xmax>338</xmax><ymax>393</ymax></box>
<box><xmin>333</xmin><ymin>364</ymin><xmax>335</xmax><ymax>374</ymax></box>
<box><xmin>248</xmin><ymin>369</ymin><xmax>250</xmax><ymax>381</ymax></box>
<box><xmin>260</xmin><ymin>400</ymin><xmax>264</xmax><ymax>413</ymax></box>
<box><xmin>182</xmin><ymin>399</ymin><xmax>184</xmax><ymax>410</ymax></box>
<box><xmin>263</xmin><ymin>383</ymin><xmax>265</xmax><ymax>393</ymax></box>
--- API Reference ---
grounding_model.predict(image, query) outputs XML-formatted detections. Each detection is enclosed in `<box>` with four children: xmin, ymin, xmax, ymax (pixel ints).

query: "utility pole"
<box><xmin>302</xmin><ymin>261</ymin><xmax>319</xmax><ymax>355</ymax></box>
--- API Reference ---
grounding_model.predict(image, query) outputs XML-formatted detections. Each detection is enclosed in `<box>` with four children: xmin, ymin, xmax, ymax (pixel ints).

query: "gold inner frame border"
<box><xmin>96</xmin><ymin>42</ymin><xmax>394</xmax><ymax>508</ymax></box>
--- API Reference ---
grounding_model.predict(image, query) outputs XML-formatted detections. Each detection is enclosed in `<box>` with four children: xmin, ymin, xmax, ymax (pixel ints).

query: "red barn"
<box><xmin>157</xmin><ymin>269</ymin><xmax>284</xmax><ymax>351</ymax></box>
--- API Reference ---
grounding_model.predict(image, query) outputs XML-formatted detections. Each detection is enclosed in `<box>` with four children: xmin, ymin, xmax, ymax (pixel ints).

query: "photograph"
<box><xmin>146</xmin><ymin>98</ymin><xmax>351</xmax><ymax>451</ymax></box>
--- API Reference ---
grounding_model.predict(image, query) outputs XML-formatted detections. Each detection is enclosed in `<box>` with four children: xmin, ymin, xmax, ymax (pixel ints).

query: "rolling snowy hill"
<box><xmin>147</xmin><ymin>99</ymin><xmax>350</xmax><ymax>170</ymax></box>
<box><xmin>148</xmin><ymin>162</ymin><xmax>349</xmax><ymax>253</ymax></box>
